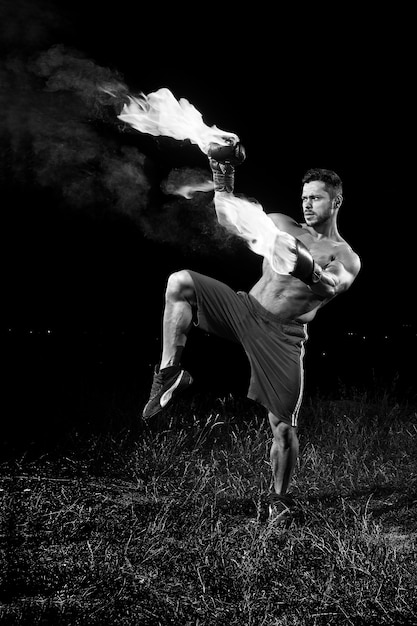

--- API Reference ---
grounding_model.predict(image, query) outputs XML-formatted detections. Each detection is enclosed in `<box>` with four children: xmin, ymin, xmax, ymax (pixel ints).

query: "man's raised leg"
<box><xmin>142</xmin><ymin>271</ymin><xmax>196</xmax><ymax>420</ymax></box>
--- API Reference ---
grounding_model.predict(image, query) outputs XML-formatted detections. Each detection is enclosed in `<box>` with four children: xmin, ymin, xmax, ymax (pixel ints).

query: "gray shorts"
<box><xmin>188</xmin><ymin>271</ymin><xmax>308</xmax><ymax>426</ymax></box>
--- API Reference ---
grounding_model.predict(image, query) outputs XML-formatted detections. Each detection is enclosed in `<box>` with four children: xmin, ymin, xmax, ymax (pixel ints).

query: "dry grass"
<box><xmin>1</xmin><ymin>391</ymin><xmax>416</xmax><ymax>625</ymax></box>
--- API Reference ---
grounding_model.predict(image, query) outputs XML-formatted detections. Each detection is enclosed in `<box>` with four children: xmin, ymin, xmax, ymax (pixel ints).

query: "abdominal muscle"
<box><xmin>249</xmin><ymin>264</ymin><xmax>326</xmax><ymax>323</ymax></box>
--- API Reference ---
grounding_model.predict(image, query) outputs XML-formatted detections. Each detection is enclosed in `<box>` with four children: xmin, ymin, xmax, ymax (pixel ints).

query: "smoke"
<box><xmin>0</xmin><ymin>0</ymin><xmax>62</xmax><ymax>51</ymax></box>
<box><xmin>0</xmin><ymin>1</ymin><xmax>237</xmax><ymax>254</ymax></box>
<box><xmin>152</xmin><ymin>167</ymin><xmax>240</xmax><ymax>253</ymax></box>
<box><xmin>1</xmin><ymin>42</ymin><xmax>152</xmax><ymax>217</ymax></box>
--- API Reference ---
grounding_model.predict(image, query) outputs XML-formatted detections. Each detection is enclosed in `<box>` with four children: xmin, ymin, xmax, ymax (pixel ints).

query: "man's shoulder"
<box><xmin>333</xmin><ymin>237</ymin><xmax>360</xmax><ymax>259</ymax></box>
<box><xmin>330</xmin><ymin>239</ymin><xmax>362</xmax><ymax>276</ymax></box>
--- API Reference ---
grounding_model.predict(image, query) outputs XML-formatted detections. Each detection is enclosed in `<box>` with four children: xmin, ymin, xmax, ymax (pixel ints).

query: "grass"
<box><xmin>1</xmin><ymin>390</ymin><xmax>416</xmax><ymax>625</ymax></box>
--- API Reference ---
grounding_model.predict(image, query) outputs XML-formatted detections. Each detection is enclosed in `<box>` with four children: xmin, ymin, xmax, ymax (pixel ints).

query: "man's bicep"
<box><xmin>324</xmin><ymin>254</ymin><xmax>361</xmax><ymax>293</ymax></box>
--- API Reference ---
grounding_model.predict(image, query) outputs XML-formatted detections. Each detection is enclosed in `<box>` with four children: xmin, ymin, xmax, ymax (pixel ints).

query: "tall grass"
<box><xmin>1</xmin><ymin>391</ymin><xmax>416</xmax><ymax>625</ymax></box>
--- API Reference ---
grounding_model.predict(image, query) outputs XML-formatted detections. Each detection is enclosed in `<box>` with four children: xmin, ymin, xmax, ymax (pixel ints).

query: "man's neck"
<box><xmin>309</xmin><ymin>220</ymin><xmax>340</xmax><ymax>241</ymax></box>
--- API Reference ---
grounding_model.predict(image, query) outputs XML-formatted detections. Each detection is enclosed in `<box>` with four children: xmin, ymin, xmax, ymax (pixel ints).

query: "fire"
<box><xmin>205</xmin><ymin>189</ymin><xmax>297</xmax><ymax>274</ymax></box>
<box><xmin>166</xmin><ymin>180</ymin><xmax>215</xmax><ymax>199</ymax></box>
<box><xmin>118</xmin><ymin>88</ymin><xmax>238</xmax><ymax>154</ymax></box>
<box><xmin>118</xmin><ymin>87</ymin><xmax>297</xmax><ymax>274</ymax></box>
<box><xmin>215</xmin><ymin>194</ymin><xmax>297</xmax><ymax>274</ymax></box>
<box><xmin>167</xmin><ymin>181</ymin><xmax>297</xmax><ymax>274</ymax></box>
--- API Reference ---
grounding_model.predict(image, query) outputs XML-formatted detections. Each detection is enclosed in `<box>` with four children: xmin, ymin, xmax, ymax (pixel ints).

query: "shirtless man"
<box><xmin>142</xmin><ymin>143</ymin><xmax>361</xmax><ymax>521</ymax></box>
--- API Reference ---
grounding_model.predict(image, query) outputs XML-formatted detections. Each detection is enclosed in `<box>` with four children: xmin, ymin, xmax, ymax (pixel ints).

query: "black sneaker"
<box><xmin>142</xmin><ymin>365</ymin><xmax>193</xmax><ymax>420</ymax></box>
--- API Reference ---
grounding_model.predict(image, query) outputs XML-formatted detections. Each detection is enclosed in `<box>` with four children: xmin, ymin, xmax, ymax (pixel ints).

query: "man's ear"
<box><xmin>334</xmin><ymin>194</ymin><xmax>343</xmax><ymax>210</ymax></box>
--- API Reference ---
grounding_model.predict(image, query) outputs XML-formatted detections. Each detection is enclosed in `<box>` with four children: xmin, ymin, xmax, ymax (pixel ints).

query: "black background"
<box><xmin>2</xmin><ymin>1</ymin><xmax>415</xmax><ymax>450</ymax></box>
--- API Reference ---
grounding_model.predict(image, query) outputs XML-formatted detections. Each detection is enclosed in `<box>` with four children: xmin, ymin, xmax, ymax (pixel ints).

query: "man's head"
<box><xmin>301</xmin><ymin>168</ymin><xmax>343</xmax><ymax>228</ymax></box>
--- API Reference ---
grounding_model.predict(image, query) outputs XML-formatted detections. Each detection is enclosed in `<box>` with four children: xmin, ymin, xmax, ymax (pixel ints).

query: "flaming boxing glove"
<box><xmin>208</xmin><ymin>142</ymin><xmax>246</xmax><ymax>165</ymax></box>
<box><xmin>291</xmin><ymin>239</ymin><xmax>323</xmax><ymax>286</ymax></box>
<box><xmin>208</xmin><ymin>141</ymin><xmax>246</xmax><ymax>193</ymax></box>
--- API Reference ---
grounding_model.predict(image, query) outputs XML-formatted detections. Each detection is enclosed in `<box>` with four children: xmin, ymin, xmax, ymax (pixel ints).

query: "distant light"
<box><xmin>321</xmin><ymin>351</ymin><xmax>327</xmax><ymax>357</ymax></box>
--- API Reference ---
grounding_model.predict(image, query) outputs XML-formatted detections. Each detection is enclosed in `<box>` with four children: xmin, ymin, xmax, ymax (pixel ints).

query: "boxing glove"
<box><xmin>207</xmin><ymin>142</ymin><xmax>246</xmax><ymax>165</ymax></box>
<box><xmin>208</xmin><ymin>142</ymin><xmax>246</xmax><ymax>193</ymax></box>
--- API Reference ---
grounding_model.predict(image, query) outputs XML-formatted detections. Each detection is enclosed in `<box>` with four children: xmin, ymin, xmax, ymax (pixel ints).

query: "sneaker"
<box><xmin>268</xmin><ymin>493</ymin><xmax>296</xmax><ymax>526</ymax></box>
<box><xmin>142</xmin><ymin>365</ymin><xmax>193</xmax><ymax>420</ymax></box>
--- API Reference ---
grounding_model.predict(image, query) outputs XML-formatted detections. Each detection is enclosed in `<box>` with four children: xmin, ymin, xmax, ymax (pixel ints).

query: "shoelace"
<box><xmin>148</xmin><ymin>373</ymin><xmax>166</xmax><ymax>398</ymax></box>
<box><xmin>149</xmin><ymin>369</ymin><xmax>180</xmax><ymax>399</ymax></box>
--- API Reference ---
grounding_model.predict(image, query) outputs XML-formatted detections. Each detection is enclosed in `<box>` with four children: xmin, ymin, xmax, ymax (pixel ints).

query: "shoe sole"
<box><xmin>160</xmin><ymin>370</ymin><xmax>188</xmax><ymax>408</ymax></box>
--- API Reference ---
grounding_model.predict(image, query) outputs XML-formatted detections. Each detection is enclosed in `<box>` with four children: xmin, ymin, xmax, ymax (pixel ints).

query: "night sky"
<box><xmin>2</xmin><ymin>1</ymin><xmax>415</xmax><ymax>447</ymax></box>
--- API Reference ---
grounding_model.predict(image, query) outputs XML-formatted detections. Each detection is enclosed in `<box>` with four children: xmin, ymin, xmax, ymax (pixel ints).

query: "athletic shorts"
<box><xmin>188</xmin><ymin>271</ymin><xmax>308</xmax><ymax>427</ymax></box>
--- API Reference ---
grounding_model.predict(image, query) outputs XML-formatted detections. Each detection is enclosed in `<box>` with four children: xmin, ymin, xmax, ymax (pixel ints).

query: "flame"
<box><xmin>118</xmin><ymin>88</ymin><xmax>238</xmax><ymax>154</ymax></box>
<box><xmin>171</xmin><ymin>181</ymin><xmax>297</xmax><ymax>274</ymax></box>
<box><xmin>166</xmin><ymin>180</ymin><xmax>215</xmax><ymax>199</ymax></box>
<box><xmin>214</xmin><ymin>193</ymin><xmax>297</xmax><ymax>274</ymax></box>
<box><xmin>118</xmin><ymin>87</ymin><xmax>297</xmax><ymax>275</ymax></box>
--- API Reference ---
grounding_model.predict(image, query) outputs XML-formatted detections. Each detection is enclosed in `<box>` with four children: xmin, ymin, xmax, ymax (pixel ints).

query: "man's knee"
<box><xmin>166</xmin><ymin>270</ymin><xmax>195</xmax><ymax>302</ymax></box>
<box><xmin>268</xmin><ymin>412</ymin><xmax>296</xmax><ymax>446</ymax></box>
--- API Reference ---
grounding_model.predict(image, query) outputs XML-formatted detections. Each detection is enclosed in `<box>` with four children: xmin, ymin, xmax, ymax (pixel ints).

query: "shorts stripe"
<box><xmin>291</xmin><ymin>329</ymin><xmax>307</xmax><ymax>427</ymax></box>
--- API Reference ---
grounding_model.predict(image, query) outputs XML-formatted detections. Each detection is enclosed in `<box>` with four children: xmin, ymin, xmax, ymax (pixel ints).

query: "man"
<box><xmin>142</xmin><ymin>142</ymin><xmax>361</xmax><ymax>521</ymax></box>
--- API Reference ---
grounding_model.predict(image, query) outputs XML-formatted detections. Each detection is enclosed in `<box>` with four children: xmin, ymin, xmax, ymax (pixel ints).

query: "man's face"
<box><xmin>301</xmin><ymin>181</ymin><xmax>336</xmax><ymax>227</ymax></box>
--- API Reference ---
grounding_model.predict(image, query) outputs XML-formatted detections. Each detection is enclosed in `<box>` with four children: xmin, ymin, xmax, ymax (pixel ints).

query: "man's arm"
<box><xmin>292</xmin><ymin>241</ymin><xmax>361</xmax><ymax>299</ymax></box>
<box><xmin>207</xmin><ymin>147</ymin><xmax>361</xmax><ymax>289</ymax></box>
<box><xmin>313</xmin><ymin>250</ymin><xmax>361</xmax><ymax>298</ymax></box>
<box><xmin>267</xmin><ymin>212</ymin><xmax>361</xmax><ymax>295</ymax></box>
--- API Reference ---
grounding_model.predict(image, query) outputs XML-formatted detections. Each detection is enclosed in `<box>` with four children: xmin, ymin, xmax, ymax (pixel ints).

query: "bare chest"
<box><xmin>249</xmin><ymin>236</ymin><xmax>339</xmax><ymax>320</ymax></box>
<box><xmin>296</xmin><ymin>233</ymin><xmax>338</xmax><ymax>268</ymax></box>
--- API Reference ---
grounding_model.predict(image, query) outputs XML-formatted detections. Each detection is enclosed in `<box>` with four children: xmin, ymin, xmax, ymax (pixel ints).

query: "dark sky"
<box><xmin>2</xmin><ymin>0</ymin><xmax>414</xmax><ymax>344</ymax></box>
<box><xmin>2</xmin><ymin>0</ymin><xmax>416</xmax><ymax>450</ymax></box>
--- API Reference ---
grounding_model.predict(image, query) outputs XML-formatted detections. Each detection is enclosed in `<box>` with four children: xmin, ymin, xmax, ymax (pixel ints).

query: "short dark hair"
<box><xmin>302</xmin><ymin>168</ymin><xmax>343</xmax><ymax>199</ymax></box>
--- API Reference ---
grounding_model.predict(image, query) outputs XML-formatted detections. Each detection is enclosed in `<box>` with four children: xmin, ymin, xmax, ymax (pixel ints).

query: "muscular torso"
<box><xmin>249</xmin><ymin>214</ymin><xmax>353</xmax><ymax>323</ymax></box>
